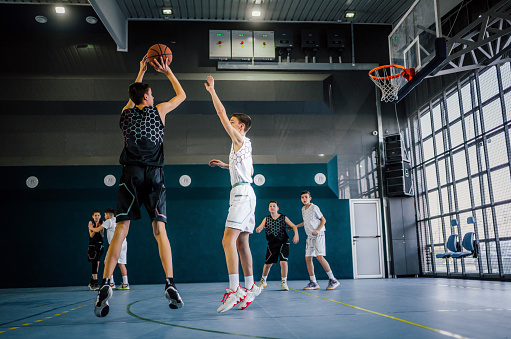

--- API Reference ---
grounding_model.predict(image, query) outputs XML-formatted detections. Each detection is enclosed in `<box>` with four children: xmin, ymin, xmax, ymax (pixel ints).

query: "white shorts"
<box><xmin>305</xmin><ymin>235</ymin><xmax>326</xmax><ymax>257</ymax></box>
<box><xmin>225</xmin><ymin>184</ymin><xmax>256</xmax><ymax>233</ymax></box>
<box><xmin>106</xmin><ymin>240</ymin><xmax>128</xmax><ymax>265</ymax></box>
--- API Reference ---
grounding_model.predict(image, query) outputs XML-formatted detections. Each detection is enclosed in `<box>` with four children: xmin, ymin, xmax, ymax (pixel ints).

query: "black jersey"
<box><xmin>89</xmin><ymin>220</ymin><xmax>104</xmax><ymax>245</ymax></box>
<box><xmin>119</xmin><ymin>106</ymin><xmax>165</xmax><ymax>167</ymax></box>
<box><xmin>264</xmin><ymin>214</ymin><xmax>289</xmax><ymax>243</ymax></box>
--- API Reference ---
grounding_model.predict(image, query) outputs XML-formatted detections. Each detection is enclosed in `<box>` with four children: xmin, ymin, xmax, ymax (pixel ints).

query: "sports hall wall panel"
<box><xmin>0</xmin><ymin>162</ymin><xmax>352</xmax><ymax>288</ymax></box>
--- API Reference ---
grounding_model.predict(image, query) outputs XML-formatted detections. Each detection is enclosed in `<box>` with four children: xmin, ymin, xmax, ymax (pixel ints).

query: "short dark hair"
<box><xmin>104</xmin><ymin>208</ymin><xmax>115</xmax><ymax>215</ymax></box>
<box><xmin>92</xmin><ymin>209</ymin><xmax>101</xmax><ymax>214</ymax></box>
<box><xmin>269</xmin><ymin>200</ymin><xmax>279</xmax><ymax>207</ymax></box>
<box><xmin>232</xmin><ymin>113</ymin><xmax>252</xmax><ymax>132</ymax></box>
<box><xmin>300</xmin><ymin>190</ymin><xmax>311</xmax><ymax>197</ymax></box>
<box><xmin>129</xmin><ymin>82</ymin><xmax>151</xmax><ymax>105</ymax></box>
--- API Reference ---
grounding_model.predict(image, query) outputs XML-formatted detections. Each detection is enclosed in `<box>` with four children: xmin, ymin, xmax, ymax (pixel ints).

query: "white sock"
<box><xmin>122</xmin><ymin>275</ymin><xmax>128</xmax><ymax>285</ymax></box>
<box><xmin>326</xmin><ymin>271</ymin><xmax>335</xmax><ymax>280</ymax></box>
<box><xmin>245</xmin><ymin>275</ymin><xmax>254</xmax><ymax>288</ymax></box>
<box><xmin>110</xmin><ymin>275</ymin><xmax>114</xmax><ymax>285</ymax></box>
<box><xmin>262</xmin><ymin>275</ymin><xmax>268</xmax><ymax>281</ymax></box>
<box><xmin>229</xmin><ymin>274</ymin><xmax>239</xmax><ymax>291</ymax></box>
<box><xmin>310</xmin><ymin>275</ymin><xmax>317</xmax><ymax>283</ymax></box>
<box><xmin>281</xmin><ymin>277</ymin><xmax>287</xmax><ymax>282</ymax></box>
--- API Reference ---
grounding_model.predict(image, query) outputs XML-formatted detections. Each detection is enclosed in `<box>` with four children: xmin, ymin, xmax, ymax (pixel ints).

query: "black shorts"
<box><xmin>116</xmin><ymin>165</ymin><xmax>167</xmax><ymax>223</ymax></box>
<box><xmin>87</xmin><ymin>244</ymin><xmax>104</xmax><ymax>262</ymax></box>
<box><xmin>265</xmin><ymin>241</ymin><xmax>290</xmax><ymax>264</ymax></box>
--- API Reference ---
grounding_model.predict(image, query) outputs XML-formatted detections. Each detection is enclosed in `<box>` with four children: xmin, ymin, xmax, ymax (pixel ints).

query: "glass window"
<box><xmin>430</xmin><ymin>217</ymin><xmax>443</xmax><ymax>244</ymax></box>
<box><xmin>487</xmin><ymin>132</ymin><xmax>509</xmax><ymax>169</ymax></box>
<box><xmin>421</xmin><ymin>111</ymin><xmax>432</xmax><ymax>138</ymax></box>
<box><xmin>428</xmin><ymin>190</ymin><xmax>441</xmax><ymax>217</ymax></box>
<box><xmin>449</xmin><ymin>120</ymin><xmax>464</xmax><ymax>148</ymax></box>
<box><xmin>455</xmin><ymin>179</ymin><xmax>472</xmax><ymax>211</ymax></box>
<box><xmin>494</xmin><ymin>203</ymin><xmax>511</xmax><ymax>238</ymax></box>
<box><xmin>505</xmin><ymin>92</ymin><xmax>511</xmax><ymax>122</ymax></box>
<box><xmin>441</xmin><ymin>185</ymin><xmax>453</xmax><ymax>213</ymax></box>
<box><xmin>482</xmin><ymin>98</ymin><xmax>504</xmax><ymax>132</ymax></box>
<box><xmin>435</xmin><ymin>131</ymin><xmax>444</xmax><ymax>155</ymax></box>
<box><xmin>464</xmin><ymin>113</ymin><xmax>475</xmax><ymax>141</ymax></box>
<box><xmin>446</xmin><ymin>91</ymin><xmax>461</xmax><ymax>123</ymax></box>
<box><xmin>452</xmin><ymin>149</ymin><xmax>468</xmax><ymax>180</ymax></box>
<box><xmin>425</xmin><ymin>163</ymin><xmax>438</xmax><ymax>189</ymax></box>
<box><xmin>490</xmin><ymin>168</ymin><xmax>511</xmax><ymax>203</ymax></box>
<box><xmin>479</xmin><ymin>66</ymin><xmax>499</xmax><ymax>103</ymax></box>
<box><xmin>461</xmin><ymin>80</ymin><xmax>473</xmax><ymax>113</ymax></box>
<box><xmin>467</xmin><ymin>144</ymin><xmax>478</xmax><ymax>176</ymax></box>
<box><xmin>472</xmin><ymin>176</ymin><xmax>482</xmax><ymax>207</ymax></box>
<box><xmin>477</xmin><ymin>140</ymin><xmax>487</xmax><ymax>172</ymax></box>
<box><xmin>432</xmin><ymin>103</ymin><xmax>443</xmax><ymax>132</ymax></box>
<box><xmin>423</xmin><ymin>138</ymin><xmax>434</xmax><ymax>161</ymax></box>
<box><xmin>500</xmin><ymin>62</ymin><xmax>511</xmax><ymax>90</ymax></box>
<box><xmin>438</xmin><ymin>158</ymin><xmax>448</xmax><ymax>185</ymax></box>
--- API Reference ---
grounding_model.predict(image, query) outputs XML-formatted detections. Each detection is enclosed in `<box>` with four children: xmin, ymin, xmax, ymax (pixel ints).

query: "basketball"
<box><xmin>146</xmin><ymin>44</ymin><xmax>172</xmax><ymax>66</ymax></box>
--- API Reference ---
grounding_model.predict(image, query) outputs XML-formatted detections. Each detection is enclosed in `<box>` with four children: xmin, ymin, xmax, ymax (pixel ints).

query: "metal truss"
<box><xmin>432</xmin><ymin>0</ymin><xmax>511</xmax><ymax>77</ymax></box>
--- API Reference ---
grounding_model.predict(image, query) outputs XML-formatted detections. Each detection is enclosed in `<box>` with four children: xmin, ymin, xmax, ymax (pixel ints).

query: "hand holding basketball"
<box><xmin>147</xmin><ymin>43</ymin><xmax>172</xmax><ymax>69</ymax></box>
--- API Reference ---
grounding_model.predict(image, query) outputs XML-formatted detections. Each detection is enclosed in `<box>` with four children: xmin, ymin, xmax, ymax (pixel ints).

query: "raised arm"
<box><xmin>153</xmin><ymin>57</ymin><xmax>186</xmax><ymax>123</ymax></box>
<box><xmin>122</xmin><ymin>56</ymin><xmax>148</xmax><ymax>112</ymax></box>
<box><xmin>256</xmin><ymin>217</ymin><xmax>267</xmax><ymax>233</ymax></box>
<box><xmin>204</xmin><ymin>76</ymin><xmax>243</xmax><ymax>148</ymax></box>
<box><xmin>284</xmin><ymin>216</ymin><xmax>299</xmax><ymax>244</ymax></box>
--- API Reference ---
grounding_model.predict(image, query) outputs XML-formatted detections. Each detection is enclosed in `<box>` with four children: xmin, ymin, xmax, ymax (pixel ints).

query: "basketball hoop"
<box><xmin>368</xmin><ymin>65</ymin><xmax>414</xmax><ymax>103</ymax></box>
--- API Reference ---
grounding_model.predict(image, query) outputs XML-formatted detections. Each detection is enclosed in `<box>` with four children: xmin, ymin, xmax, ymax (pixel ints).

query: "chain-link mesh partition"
<box><xmin>408</xmin><ymin>62</ymin><xmax>511</xmax><ymax>279</ymax></box>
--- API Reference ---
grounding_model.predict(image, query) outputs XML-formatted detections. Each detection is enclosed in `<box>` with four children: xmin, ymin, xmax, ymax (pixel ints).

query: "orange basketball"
<box><xmin>146</xmin><ymin>44</ymin><xmax>172</xmax><ymax>66</ymax></box>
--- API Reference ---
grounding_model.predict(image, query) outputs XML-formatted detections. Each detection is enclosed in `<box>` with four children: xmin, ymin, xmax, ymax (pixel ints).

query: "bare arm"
<box><xmin>209</xmin><ymin>159</ymin><xmax>229</xmax><ymax>169</ymax></box>
<box><xmin>204</xmin><ymin>76</ymin><xmax>243</xmax><ymax>149</ymax></box>
<box><xmin>285</xmin><ymin>216</ymin><xmax>299</xmax><ymax>244</ymax></box>
<box><xmin>122</xmin><ymin>56</ymin><xmax>148</xmax><ymax>112</ymax></box>
<box><xmin>295</xmin><ymin>221</ymin><xmax>304</xmax><ymax>228</ymax></box>
<box><xmin>256</xmin><ymin>217</ymin><xmax>267</xmax><ymax>233</ymax></box>
<box><xmin>88</xmin><ymin>221</ymin><xmax>105</xmax><ymax>233</ymax></box>
<box><xmin>153</xmin><ymin>57</ymin><xmax>186</xmax><ymax>123</ymax></box>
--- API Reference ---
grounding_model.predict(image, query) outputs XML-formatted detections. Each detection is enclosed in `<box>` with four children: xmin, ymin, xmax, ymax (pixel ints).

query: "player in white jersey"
<box><xmin>89</xmin><ymin>208</ymin><xmax>129</xmax><ymax>289</ymax></box>
<box><xmin>205</xmin><ymin>75</ymin><xmax>261</xmax><ymax>313</ymax></box>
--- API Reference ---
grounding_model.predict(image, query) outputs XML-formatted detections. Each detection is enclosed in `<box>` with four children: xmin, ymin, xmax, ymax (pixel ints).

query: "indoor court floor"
<box><xmin>1</xmin><ymin>278</ymin><xmax>510</xmax><ymax>338</ymax></box>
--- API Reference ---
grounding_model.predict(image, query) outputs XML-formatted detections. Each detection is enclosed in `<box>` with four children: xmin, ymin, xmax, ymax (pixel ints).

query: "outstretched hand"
<box><xmin>204</xmin><ymin>75</ymin><xmax>215</xmax><ymax>93</ymax></box>
<box><xmin>139</xmin><ymin>55</ymin><xmax>148</xmax><ymax>73</ymax></box>
<box><xmin>151</xmin><ymin>56</ymin><xmax>171</xmax><ymax>74</ymax></box>
<box><xmin>209</xmin><ymin>159</ymin><xmax>226</xmax><ymax>168</ymax></box>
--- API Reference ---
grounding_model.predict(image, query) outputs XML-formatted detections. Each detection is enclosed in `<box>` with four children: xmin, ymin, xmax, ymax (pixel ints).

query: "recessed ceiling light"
<box><xmin>345</xmin><ymin>11</ymin><xmax>355</xmax><ymax>18</ymax></box>
<box><xmin>86</xmin><ymin>16</ymin><xmax>98</xmax><ymax>24</ymax></box>
<box><xmin>35</xmin><ymin>15</ymin><xmax>48</xmax><ymax>24</ymax></box>
<box><xmin>252</xmin><ymin>10</ymin><xmax>261</xmax><ymax>17</ymax></box>
<box><xmin>55</xmin><ymin>6</ymin><xmax>65</xmax><ymax>14</ymax></box>
<box><xmin>162</xmin><ymin>8</ymin><xmax>173</xmax><ymax>15</ymax></box>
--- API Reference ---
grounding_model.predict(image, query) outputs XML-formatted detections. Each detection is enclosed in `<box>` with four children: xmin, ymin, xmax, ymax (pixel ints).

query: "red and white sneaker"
<box><xmin>238</xmin><ymin>283</ymin><xmax>262</xmax><ymax>310</ymax></box>
<box><xmin>217</xmin><ymin>286</ymin><xmax>247</xmax><ymax>313</ymax></box>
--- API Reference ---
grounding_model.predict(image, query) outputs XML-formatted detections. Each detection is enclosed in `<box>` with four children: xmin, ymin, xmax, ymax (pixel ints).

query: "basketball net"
<box><xmin>368</xmin><ymin>65</ymin><xmax>414</xmax><ymax>103</ymax></box>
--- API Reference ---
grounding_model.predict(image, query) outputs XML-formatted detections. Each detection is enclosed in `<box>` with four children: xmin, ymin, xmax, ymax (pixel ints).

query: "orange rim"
<box><xmin>368</xmin><ymin>64</ymin><xmax>405</xmax><ymax>80</ymax></box>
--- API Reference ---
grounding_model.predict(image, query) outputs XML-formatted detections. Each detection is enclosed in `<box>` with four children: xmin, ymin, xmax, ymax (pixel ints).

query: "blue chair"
<box><xmin>436</xmin><ymin>234</ymin><xmax>460</xmax><ymax>258</ymax></box>
<box><xmin>451</xmin><ymin>231</ymin><xmax>478</xmax><ymax>258</ymax></box>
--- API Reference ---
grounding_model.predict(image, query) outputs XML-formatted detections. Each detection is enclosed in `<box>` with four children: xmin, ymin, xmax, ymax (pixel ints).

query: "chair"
<box><xmin>451</xmin><ymin>231</ymin><xmax>478</xmax><ymax>258</ymax></box>
<box><xmin>436</xmin><ymin>219</ymin><xmax>461</xmax><ymax>259</ymax></box>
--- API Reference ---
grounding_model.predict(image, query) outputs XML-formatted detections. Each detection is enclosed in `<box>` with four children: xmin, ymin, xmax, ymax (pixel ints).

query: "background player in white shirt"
<box><xmin>205</xmin><ymin>75</ymin><xmax>261</xmax><ymax>313</ymax></box>
<box><xmin>89</xmin><ymin>208</ymin><xmax>129</xmax><ymax>289</ymax></box>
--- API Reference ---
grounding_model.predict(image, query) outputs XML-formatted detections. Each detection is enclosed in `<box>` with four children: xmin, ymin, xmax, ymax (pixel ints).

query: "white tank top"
<box><xmin>229</xmin><ymin>136</ymin><xmax>253</xmax><ymax>186</ymax></box>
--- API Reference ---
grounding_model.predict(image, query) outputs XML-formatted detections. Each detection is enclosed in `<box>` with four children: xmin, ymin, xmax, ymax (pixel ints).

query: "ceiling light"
<box><xmin>35</xmin><ymin>15</ymin><xmax>48</xmax><ymax>24</ymax></box>
<box><xmin>252</xmin><ymin>10</ymin><xmax>262</xmax><ymax>17</ymax></box>
<box><xmin>55</xmin><ymin>6</ymin><xmax>65</xmax><ymax>14</ymax></box>
<box><xmin>162</xmin><ymin>8</ymin><xmax>173</xmax><ymax>15</ymax></box>
<box><xmin>345</xmin><ymin>11</ymin><xmax>356</xmax><ymax>19</ymax></box>
<box><xmin>86</xmin><ymin>16</ymin><xmax>98</xmax><ymax>24</ymax></box>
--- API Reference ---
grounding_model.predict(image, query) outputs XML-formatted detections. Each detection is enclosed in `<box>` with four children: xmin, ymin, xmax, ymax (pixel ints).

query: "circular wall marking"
<box><xmin>179</xmin><ymin>175</ymin><xmax>191</xmax><ymax>187</ymax></box>
<box><xmin>104</xmin><ymin>174</ymin><xmax>116</xmax><ymax>187</ymax></box>
<box><xmin>26</xmin><ymin>176</ymin><xmax>39</xmax><ymax>188</ymax></box>
<box><xmin>314</xmin><ymin>173</ymin><xmax>326</xmax><ymax>185</ymax></box>
<box><xmin>254</xmin><ymin>174</ymin><xmax>265</xmax><ymax>186</ymax></box>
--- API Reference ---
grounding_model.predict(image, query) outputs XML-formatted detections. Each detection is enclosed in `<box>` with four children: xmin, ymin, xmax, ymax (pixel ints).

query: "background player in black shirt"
<box><xmin>95</xmin><ymin>55</ymin><xmax>186</xmax><ymax>318</ymax></box>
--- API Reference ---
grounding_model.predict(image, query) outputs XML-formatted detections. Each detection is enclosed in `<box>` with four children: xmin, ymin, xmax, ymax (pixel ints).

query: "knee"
<box><xmin>152</xmin><ymin>222</ymin><xmax>165</xmax><ymax>238</ymax></box>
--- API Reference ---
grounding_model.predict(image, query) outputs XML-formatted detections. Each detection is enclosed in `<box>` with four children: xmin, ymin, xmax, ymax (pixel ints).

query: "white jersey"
<box><xmin>102</xmin><ymin>217</ymin><xmax>127</xmax><ymax>246</ymax></box>
<box><xmin>229</xmin><ymin>136</ymin><xmax>253</xmax><ymax>186</ymax></box>
<box><xmin>302</xmin><ymin>203</ymin><xmax>325</xmax><ymax>237</ymax></box>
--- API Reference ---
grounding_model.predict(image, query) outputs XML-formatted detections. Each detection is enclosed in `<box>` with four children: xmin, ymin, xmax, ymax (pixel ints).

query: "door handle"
<box><xmin>353</xmin><ymin>235</ymin><xmax>381</xmax><ymax>238</ymax></box>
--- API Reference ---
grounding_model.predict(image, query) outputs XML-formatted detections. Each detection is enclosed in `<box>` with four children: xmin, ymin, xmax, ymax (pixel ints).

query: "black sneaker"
<box><xmin>94</xmin><ymin>284</ymin><xmax>113</xmax><ymax>317</ymax></box>
<box><xmin>165</xmin><ymin>284</ymin><xmax>184</xmax><ymax>309</ymax></box>
<box><xmin>88</xmin><ymin>279</ymin><xmax>94</xmax><ymax>291</ymax></box>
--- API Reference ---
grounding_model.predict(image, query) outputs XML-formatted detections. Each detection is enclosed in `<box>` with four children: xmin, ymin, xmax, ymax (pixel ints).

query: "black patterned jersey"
<box><xmin>119</xmin><ymin>106</ymin><xmax>165</xmax><ymax>167</ymax></box>
<box><xmin>264</xmin><ymin>214</ymin><xmax>289</xmax><ymax>243</ymax></box>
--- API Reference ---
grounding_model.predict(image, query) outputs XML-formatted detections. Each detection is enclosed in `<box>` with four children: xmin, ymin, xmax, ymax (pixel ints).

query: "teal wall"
<box><xmin>0</xmin><ymin>159</ymin><xmax>352</xmax><ymax>288</ymax></box>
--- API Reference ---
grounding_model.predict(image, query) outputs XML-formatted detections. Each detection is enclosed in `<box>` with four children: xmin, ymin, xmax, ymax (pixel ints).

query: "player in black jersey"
<box><xmin>87</xmin><ymin>210</ymin><xmax>104</xmax><ymax>290</ymax></box>
<box><xmin>95</xmin><ymin>55</ymin><xmax>186</xmax><ymax>318</ymax></box>
<box><xmin>255</xmin><ymin>201</ymin><xmax>299</xmax><ymax>291</ymax></box>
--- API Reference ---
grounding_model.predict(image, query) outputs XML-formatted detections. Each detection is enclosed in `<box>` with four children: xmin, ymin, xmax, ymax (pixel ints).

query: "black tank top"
<box><xmin>265</xmin><ymin>214</ymin><xmax>289</xmax><ymax>243</ymax></box>
<box><xmin>119</xmin><ymin>106</ymin><xmax>165</xmax><ymax>167</ymax></box>
<box><xmin>89</xmin><ymin>220</ymin><xmax>104</xmax><ymax>245</ymax></box>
